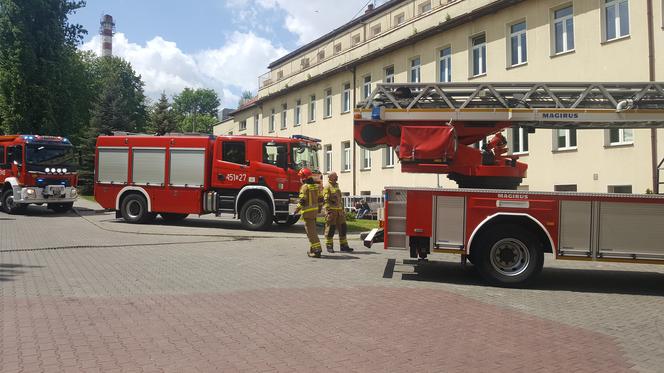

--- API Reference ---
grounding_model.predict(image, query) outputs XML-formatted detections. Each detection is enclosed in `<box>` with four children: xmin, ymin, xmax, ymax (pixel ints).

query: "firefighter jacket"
<box><xmin>323</xmin><ymin>182</ymin><xmax>344</xmax><ymax>211</ymax></box>
<box><xmin>297</xmin><ymin>181</ymin><xmax>321</xmax><ymax>219</ymax></box>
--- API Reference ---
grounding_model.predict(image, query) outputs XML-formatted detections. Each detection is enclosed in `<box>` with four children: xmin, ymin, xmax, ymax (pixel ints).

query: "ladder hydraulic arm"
<box><xmin>354</xmin><ymin>82</ymin><xmax>664</xmax><ymax>189</ymax></box>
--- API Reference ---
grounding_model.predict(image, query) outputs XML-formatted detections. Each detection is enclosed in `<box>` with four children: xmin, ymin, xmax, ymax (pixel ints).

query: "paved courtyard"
<box><xmin>1</xmin><ymin>199</ymin><xmax>664</xmax><ymax>372</ymax></box>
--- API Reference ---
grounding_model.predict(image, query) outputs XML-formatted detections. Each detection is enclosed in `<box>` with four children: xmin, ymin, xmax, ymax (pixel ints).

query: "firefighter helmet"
<box><xmin>298</xmin><ymin>168</ymin><xmax>313</xmax><ymax>179</ymax></box>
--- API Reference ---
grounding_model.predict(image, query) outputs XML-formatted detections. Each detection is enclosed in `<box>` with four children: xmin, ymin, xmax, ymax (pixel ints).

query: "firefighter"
<box><xmin>323</xmin><ymin>172</ymin><xmax>353</xmax><ymax>253</ymax></box>
<box><xmin>294</xmin><ymin>168</ymin><xmax>323</xmax><ymax>258</ymax></box>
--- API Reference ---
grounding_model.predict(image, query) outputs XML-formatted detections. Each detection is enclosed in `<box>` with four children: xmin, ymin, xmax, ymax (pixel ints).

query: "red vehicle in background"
<box><xmin>94</xmin><ymin>134</ymin><xmax>321</xmax><ymax>230</ymax></box>
<box><xmin>0</xmin><ymin>135</ymin><xmax>79</xmax><ymax>214</ymax></box>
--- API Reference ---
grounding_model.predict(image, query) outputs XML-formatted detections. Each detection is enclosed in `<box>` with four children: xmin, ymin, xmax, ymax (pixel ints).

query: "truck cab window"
<box><xmin>263</xmin><ymin>143</ymin><xmax>287</xmax><ymax>169</ymax></box>
<box><xmin>222</xmin><ymin>142</ymin><xmax>246</xmax><ymax>164</ymax></box>
<box><xmin>0</xmin><ymin>146</ymin><xmax>5</xmax><ymax>165</ymax></box>
<box><xmin>7</xmin><ymin>145</ymin><xmax>22</xmax><ymax>165</ymax></box>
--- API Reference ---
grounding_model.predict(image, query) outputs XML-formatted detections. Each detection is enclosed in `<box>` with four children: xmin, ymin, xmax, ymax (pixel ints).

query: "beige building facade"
<box><xmin>215</xmin><ymin>0</ymin><xmax>664</xmax><ymax>195</ymax></box>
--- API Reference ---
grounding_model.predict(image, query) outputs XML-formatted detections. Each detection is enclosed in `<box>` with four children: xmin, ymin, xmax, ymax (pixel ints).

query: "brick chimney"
<box><xmin>365</xmin><ymin>3</ymin><xmax>375</xmax><ymax>14</ymax></box>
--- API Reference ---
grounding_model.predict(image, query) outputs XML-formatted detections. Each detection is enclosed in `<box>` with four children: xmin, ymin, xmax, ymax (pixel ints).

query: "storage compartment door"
<box><xmin>433</xmin><ymin>196</ymin><xmax>465</xmax><ymax>250</ymax></box>
<box><xmin>169</xmin><ymin>149</ymin><xmax>205</xmax><ymax>188</ymax></box>
<box><xmin>598</xmin><ymin>202</ymin><xmax>664</xmax><ymax>260</ymax></box>
<box><xmin>133</xmin><ymin>148</ymin><xmax>166</xmax><ymax>186</ymax></box>
<box><xmin>97</xmin><ymin>148</ymin><xmax>128</xmax><ymax>184</ymax></box>
<box><xmin>559</xmin><ymin>201</ymin><xmax>592</xmax><ymax>257</ymax></box>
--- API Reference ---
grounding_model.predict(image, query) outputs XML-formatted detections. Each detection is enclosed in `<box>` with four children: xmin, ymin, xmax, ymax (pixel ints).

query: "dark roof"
<box><xmin>267</xmin><ymin>0</ymin><xmax>408</xmax><ymax>69</ymax></box>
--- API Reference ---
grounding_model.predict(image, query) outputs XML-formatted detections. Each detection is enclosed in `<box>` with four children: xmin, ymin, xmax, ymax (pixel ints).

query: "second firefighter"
<box><xmin>323</xmin><ymin>172</ymin><xmax>353</xmax><ymax>253</ymax></box>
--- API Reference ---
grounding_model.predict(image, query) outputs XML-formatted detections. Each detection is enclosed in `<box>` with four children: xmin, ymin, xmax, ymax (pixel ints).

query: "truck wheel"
<box><xmin>275</xmin><ymin>215</ymin><xmax>300</xmax><ymax>226</ymax></box>
<box><xmin>120</xmin><ymin>194</ymin><xmax>153</xmax><ymax>224</ymax></box>
<box><xmin>472</xmin><ymin>225</ymin><xmax>543</xmax><ymax>286</ymax></box>
<box><xmin>48</xmin><ymin>202</ymin><xmax>74</xmax><ymax>214</ymax></box>
<box><xmin>1</xmin><ymin>189</ymin><xmax>27</xmax><ymax>215</ymax></box>
<box><xmin>160</xmin><ymin>213</ymin><xmax>188</xmax><ymax>222</ymax></box>
<box><xmin>240</xmin><ymin>198</ymin><xmax>273</xmax><ymax>231</ymax></box>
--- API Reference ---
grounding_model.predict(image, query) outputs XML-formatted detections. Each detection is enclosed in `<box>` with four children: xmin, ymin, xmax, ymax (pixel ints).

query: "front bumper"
<box><xmin>13</xmin><ymin>185</ymin><xmax>78</xmax><ymax>204</ymax></box>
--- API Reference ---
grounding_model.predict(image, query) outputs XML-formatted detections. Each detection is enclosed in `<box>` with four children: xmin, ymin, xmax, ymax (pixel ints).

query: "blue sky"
<box><xmin>70</xmin><ymin>0</ymin><xmax>384</xmax><ymax>109</ymax></box>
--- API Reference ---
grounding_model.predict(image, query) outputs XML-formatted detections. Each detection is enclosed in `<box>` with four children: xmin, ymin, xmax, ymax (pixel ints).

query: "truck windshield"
<box><xmin>26</xmin><ymin>144</ymin><xmax>76</xmax><ymax>167</ymax></box>
<box><xmin>291</xmin><ymin>144</ymin><xmax>320</xmax><ymax>172</ymax></box>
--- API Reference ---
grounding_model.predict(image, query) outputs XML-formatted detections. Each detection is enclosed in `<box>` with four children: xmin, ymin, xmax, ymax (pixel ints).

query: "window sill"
<box><xmin>507</xmin><ymin>62</ymin><xmax>528</xmax><ymax>70</ymax></box>
<box><xmin>550</xmin><ymin>49</ymin><xmax>575</xmax><ymax>58</ymax></box>
<box><xmin>341</xmin><ymin>111</ymin><xmax>351</xmax><ymax>115</ymax></box>
<box><xmin>382</xmin><ymin>165</ymin><xmax>395</xmax><ymax>169</ymax></box>
<box><xmin>294</xmin><ymin>123</ymin><xmax>301</xmax><ymax>127</ymax></box>
<box><xmin>468</xmin><ymin>73</ymin><xmax>487</xmax><ymax>80</ymax></box>
<box><xmin>601</xmin><ymin>34</ymin><xmax>630</xmax><ymax>45</ymax></box>
<box><xmin>552</xmin><ymin>147</ymin><xmax>577</xmax><ymax>154</ymax></box>
<box><xmin>341</xmin><ymin>169</ymin><xmax>351</xmax><ymax>174</ymax></box>
<box><xmin>323</xmin><ymin>115</ymin><xmax>332</xmax><ymax>120</ymax></box>
<box><xmin>605</xmin><ymin>142</ymin><xmax>634</xmax><ymax>149</ymax></box>
<box><xmin>360</xmin><ymin>168</ymin><xmax>372</xmax><ymax>172</ymax></box>
<box><xmin>307</xmin><ymin>120</ymin><xmax>316</xmax><ymax>124</ymax></box>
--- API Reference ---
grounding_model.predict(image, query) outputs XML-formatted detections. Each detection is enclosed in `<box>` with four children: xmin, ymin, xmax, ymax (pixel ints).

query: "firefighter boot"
<box><xmin>339</xmin><ymin>224</ymin><xmax>353</xmax><ymax>252</ymax></box>
<box><xmin>308</xmin><ymin>243</ymin><xmax>322</xmax><ymax>258</ymax></box>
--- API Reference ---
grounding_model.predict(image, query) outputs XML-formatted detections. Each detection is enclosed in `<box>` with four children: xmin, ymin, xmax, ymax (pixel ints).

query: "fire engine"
<box><xmin>0</xmin><ymin>135</ymin><xmax>79</xmax><ymax>214</ymax></box>
<box><xmin>356</xmin><ymin>82</ymin><xmax>664</xmax><ymax>286</ymax></box>
<box><xmin>94</xmin><ymin>134</ymin><xmax>321</xmax><ymax>230</ymax></box>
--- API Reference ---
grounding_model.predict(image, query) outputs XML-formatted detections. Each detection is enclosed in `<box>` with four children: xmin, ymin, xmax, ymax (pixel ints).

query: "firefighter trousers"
<box><xmin>324</xmin><ymin>209</ymin><xmax>348</xmax><ymax>248</ymax></box>
<box><xmin>304</xmin><ymin>217</ymin><xmax>322</xmax><ymax>254</ymax></box>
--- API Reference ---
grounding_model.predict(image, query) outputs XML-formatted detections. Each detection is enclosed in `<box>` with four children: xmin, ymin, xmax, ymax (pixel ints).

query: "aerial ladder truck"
<box><xmin>355</xmin><ymin>82</ymin><xmax>664</xmax><ymax>286</ymax></box>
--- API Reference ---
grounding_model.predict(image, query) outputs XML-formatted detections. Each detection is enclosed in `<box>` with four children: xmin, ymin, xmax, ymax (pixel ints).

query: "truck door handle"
<box><xmin>217</xmin><ymin>174</ymin><xmax>225</xmax><ymax>181</ymax></box>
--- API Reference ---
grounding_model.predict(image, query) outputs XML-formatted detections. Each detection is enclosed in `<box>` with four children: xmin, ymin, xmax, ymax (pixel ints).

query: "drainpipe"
<box><xmin>352</xmin><ymin>67</ymin><xmax>357</xmax><ymax>195</ymax></box>
<box><xmin>647</xmin><ymin>0</ymin><xmax>658</xmax><ymax>193</ymax></box>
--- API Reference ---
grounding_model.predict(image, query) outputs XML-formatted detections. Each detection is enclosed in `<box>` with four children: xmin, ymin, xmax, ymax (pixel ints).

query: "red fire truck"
<box><xmin>0</xmin><ymin>135</ymin><xmax>79</xmax><ymax>214</ymax></box>
<box><xmin>356</xmin><ymin>82</ymin><xmax>664</xmax><ymax>286</ymax></box>
<box><xmin>94</xmin><ymin>134</ymin><xmax>321</xmax><ymax>230</ymax></box>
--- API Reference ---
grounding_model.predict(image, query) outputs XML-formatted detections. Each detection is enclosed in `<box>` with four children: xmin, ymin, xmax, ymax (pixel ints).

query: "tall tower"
<box><xmin>100</xmin><ymin>14</ymin><xmax>115</xmax><ymax>57</ymax></box>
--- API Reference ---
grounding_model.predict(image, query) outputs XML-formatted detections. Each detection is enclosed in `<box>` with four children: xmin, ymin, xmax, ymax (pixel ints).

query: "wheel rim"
<box><xmin>489</xmin><ymin>238</ymin><xmax>530</xmax><ymax>277</ymax></box>
<box><xmin>126</xmin><ymin>200</ymin><xmax>143</xmax><ymax>219</ymax></box>
<box><xmin>246</xmin><ymin>205</ymin><xmax>265</xmax><ymax>225</ymax></box>
<box><xmin>5</xmin><ymin>194</ymin><xmax>15</xmax><ymax>210</ymax></box>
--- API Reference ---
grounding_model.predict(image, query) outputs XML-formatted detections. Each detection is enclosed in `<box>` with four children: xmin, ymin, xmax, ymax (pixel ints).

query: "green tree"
<box><xmin>172</xmin><ymin>88</ymin><xmax>220</xmax><ymax>133</ymax></box>
<box><xmin>0</xmin><ymin>0</ymin><xmax>90</xmax><ymax>138</ymax></box>
<box><xmin>148</xmin><ymin>93</ymin><xmax>177</xmax><ymax>135</ymax></box>
<box><xmin>238</xmin><ymin>90</ymin><xmax>254</xmax><ymax>108</ymax></box>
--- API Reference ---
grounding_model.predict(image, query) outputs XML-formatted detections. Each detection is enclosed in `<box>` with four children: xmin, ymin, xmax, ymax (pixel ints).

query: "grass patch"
<box><xmin>80</xmin><ymin>195</ymin><xmax>96</xmax><ymax>203</ymax></box>
<box><xmin>317</xmin><ymin>217</ymin><xmax>379</xmax><ymax>232</ymax></box>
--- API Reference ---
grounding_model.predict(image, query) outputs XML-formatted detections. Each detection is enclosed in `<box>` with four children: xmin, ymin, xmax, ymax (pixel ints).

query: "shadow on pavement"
<box><xmin>0</xmin><ymin>263</ymin><xmax>44</xmax><ymax>282</ymax></box>
<box><xmin>392</xmin><ymin>259</ymin><xmax>664</xmax><ymax>296</ymax></box>
<box><xmin>103</xmin><ymin>216</ymin><xmax>305</xmax><ymax>234</ymax></box>
<box><xmin>318</xmin><ymin>255</ymin><xmax>359</xmax><ymax>260</ymax></box>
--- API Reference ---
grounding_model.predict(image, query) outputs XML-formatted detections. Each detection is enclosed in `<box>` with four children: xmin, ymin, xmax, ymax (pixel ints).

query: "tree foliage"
<box><xmin>0</xmin><ymin>0</ymin><xmax>90</xmax><ymax>138</ymax></box>
<box><xmin>238</xmin><ymin>90</ymin><xmax>254</xmax><ymax>108</ymax></box>
<box><xmin>148</xmin><ymin>93</ymin><xmax>177</xmax><ymax>135</ymax></box>
<box><xmin>172</xmin><ymin>88</ymin><xmax>220</xmax><ymax>133</ymax></box>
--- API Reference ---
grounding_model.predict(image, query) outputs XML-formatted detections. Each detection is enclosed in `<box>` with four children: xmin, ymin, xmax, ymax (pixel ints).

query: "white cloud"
<box><xmin>81</xmin><ymin>32</ymin><xmax>287</xmax><ymax>109</ymax></box>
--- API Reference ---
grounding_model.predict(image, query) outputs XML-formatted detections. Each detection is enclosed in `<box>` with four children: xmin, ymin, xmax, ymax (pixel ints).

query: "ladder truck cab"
<box><xmin>94</xmin><ymin>134</ymin><xmax>322</xmax><ymax>231</ymax></box>
<box><xmin>0</xmin><ymin>135</ymin><xmax>79</xmax><ymax>214</ymax></box>
<box><xmin>356</xmin><ymin>82</ymin><xmax>664</xmax><ymax>286</ymax></box>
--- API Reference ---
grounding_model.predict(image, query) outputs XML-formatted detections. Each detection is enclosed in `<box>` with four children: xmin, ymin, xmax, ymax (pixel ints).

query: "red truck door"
<box><xmin>0</xmin><ymin>145</ymin><xmax>8</xmax><ymax>182</ymax></box>
<box><xmin>212</xmin><ymin>139</ymin><xmax>249</xmax><ymax>189</ymax></box>
<box><xmin>255</xmin><ymin>141</ymin><xmax>290</xmax><ymax>192</ymax></box>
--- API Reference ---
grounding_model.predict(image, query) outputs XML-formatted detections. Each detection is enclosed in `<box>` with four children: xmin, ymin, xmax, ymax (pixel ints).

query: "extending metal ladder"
<box><xmin>357</xmin><ymin>82</ymin><xmax>664</xmax><ymax>129</ymax></box>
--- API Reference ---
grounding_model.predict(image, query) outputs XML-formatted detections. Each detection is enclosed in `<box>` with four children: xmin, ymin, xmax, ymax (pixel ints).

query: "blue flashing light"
<box><xmin>37</xmin><ymin>178</ymin><xmax>45</xmax><ymax>183</ymax></box>
<box><xmin>371</xmin><ymin>106</ymin><xmax>383</xmax><ymax>120</ymax></box>
<box><xmin>291</xmin><ymin>134</ymin><xmax>321</xmax><ymax>143</ymax></box>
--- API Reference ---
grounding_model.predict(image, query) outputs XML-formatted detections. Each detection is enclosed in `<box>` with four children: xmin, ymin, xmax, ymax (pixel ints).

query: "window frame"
<box><xmin>221</xmin><ymin>141</ymin><xmax>246</xmax><ymax>165</ymax></box>
<box><xmin>394</xmin><ymin>13</ymin><xmax>405</xmax><ymax>26</ymax></box>
<box><xmin>409</xmin><ymin>56</ymin><xmax>421</xmax><ymax>83</ymax></box>
<box><xmin>509</xmin><ymin>20</ymin><xmax>528</xmax><ymax>67</ymax></box>
<box><xmin>342</xmin><ymin>83</ymin><xmax>352</xmax><ymax>113</ymax></box>
<box><xmin>608</xmin><ymin>185</ymin><xmax>633</xmax><ymax>194</ymax></box>
<box><xmin>342</xmin><ymin>141</ymin><xmax>351</xmax><ymax>172</ymax></box>
<box><xmin>308</xmin><ymin>95</ymin><xmax>316</xmax><ymax>123</ymax></box>
<box><xmin>370</xmin><ymin>24</ymin><xmax>382</xmax><ymax>37</ymax></box>
<box><xmin>294</xmin><ymin>99</ymin><xmax>302</xmax><ymax>127</ymax></box>
<box><xmin>324</xmin><ymin>144</ymin><xmax>333</xmax><ymax>173</ymax></box>
<box><xmin>253</xmin><ymin>114</ymin><xmax>260</xmax><ymax>135</ymax></box>
<box><xmin>363</xmin><ymin>75</ymin><xmax>372</xmax><ymax>100</ymax></box>
<box><xmin>280</xmin><ymin>103</ymin><xmax>287</xmax><ymax>130</ymax></box>
<box><xmin>361</xmin><ymin>148</ymin><xmax>372</xmax><ymax>170</ymax></box>
<box><xmin>438</xmin><ymin>46</ymin><xmax>452</xmax><ymax>83</ymax></box>
<box><xmin>239</xmin><ymin>119</ymin><xmax>247</xmax><ymax>132</ymax></box>
<box><xmin>603</xmin><ymin>0</ymin><xmax>630</xmax><ymax>42</ymax></box>
<box><xmin>324</xmin><ymin>89</ymin><xmax>333</xmax><ymax>118</ymax></box>
<box><xmin>269</xmin><ymin>108</ymin><xmax>275</xmax><ymax>133</ymax></box>
<box><xmin>383</xmin><ymin>146</ymin><xmax>395</xmax><ymax>168</ymax></box>
<box><xmin>511</xmin><ymin>127</ymin><xmax>529</xmax><ymax>155</ymax></box>
<box><xmin>384</xmin><ymin>65</ymin><xmax>395</xmax><ymax>83</ymax></box>
<box><xmin>471</xmin><ymin>33</ymin><xmax>487</xmax><ymax>77</ymax></box>
<box><xmin>418</xmin><ymin>1</ymin><xmax>432</xmax><ymax>15</ymax></box>
<box><xmin>607</xmin><ymin>128</ymin><xmax>634</xmax><ymax>146</ymax></box>
<box><xmin>554</xmin><ymin>128</ymin><xmax>577</xmax><ymax>151</ymax></box>
<box><xmin>552</xmin><ymin>4</ymin><xmax>575</xmax><ymax>55</ymax></box>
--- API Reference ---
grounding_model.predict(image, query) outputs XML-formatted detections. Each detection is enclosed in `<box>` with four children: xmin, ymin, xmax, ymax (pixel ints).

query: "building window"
<box><xmin>554</xmin><ymin>184</ymin><xmax>578</xmax><ymax>192</ymax></box>
<box><xmin>511</xmin><ymin>127</ymin><xmax>529</xmax><ymax>154</ymax></box>
<box><xmin>239</xmin><ymin>120</ymin><xmax>247</xmax><ymax>132</ymax></box>
<box><xmin>553</xmin><ymin>5</ymin><xmax>574</xmax><ymax>54</ymax></box>
<box><xmin>324</xmin><ymin>89</ymin><xmax>332</xmax><ymax>118</ymax></box>
<box><xmin>384</xmin><ymin>146</ymin><xmax>395</xmax><ymax>168</ymax></box>
<box><xmin>253</xmin><ymin>114</ymin><xmax>260</xmax><ymax>135</ymax></box>
<box><xmin>324</xmin><ymin>145</ymin><xmax>332</xmax><ymax>173</ymax></box>
<box><xmin>361</xmin><ymin>148</ymin><xmax>372</xmax><ymax>170</ymax></box>
<box><xmin>394</xmin><ymin>13</ymin><xmax>405</xmax><ymax>26</ymax></box>
<box><xmin>385</xmin><ymin>65</ymin><xmax>395</xmax><ymax>83</ymax></box>
<box><xmin>317</xmin><ymin>50</ymin><xmax>325</xmax><ymax>62</ymax></box>
<box><xmin>410</xmin><ymin>57</ymin><xmax>421</xmax><ymax>83</ymax></box>
<box><xmin>509</xmin><ymin>21</ymin><xmax>527</xmax><ymax>66</ymax></box>
<box><xmin>309</xmin><ymin>95</ymin><xmax>316</xmax><ymax>122</ymax></box>
<box><xmin>269</xmin><ymin>109</ymin><xmax>275</xmax><ymax>133</ymax></box>
<box><xmin>608</xmin><ymin>185</ymin><xmax>633</xmax><ymax>194</ymax></box>
<box><xmin>294</xmin><ymin>99</ymin><xmax>302</xmax><ymax>126</ymax></box>
<box><xmin>608</xmin><ymin>128</ymin><xmax>633</xmax><ymax>145</ymax></box>
<box><xmin>604</xmin><ymin>0</ymin><xmax>629</xmax><ymax>41</ymax></box>
<box><xmin>342</xmin><ymin>141</ymin><xmax>351</xmax><ymax>171</ymax></box>
<box><xmin>334</xmin><ymin>43</ymin><xmax>342</xmax><ymax>54</ymax></box>
<box><xmin>301</xmin><ymin>57</ymin><xmax>310</xmax><ymax>69</ymax></box>
<box><xmin>351</xmin><ymin>34</ymin><xmax>361</xmax><ymax>46</ymax></box>
<box><xmin>280</xmin><ymin>103</ymin><xmax>287</xmax><ymax>129</ymax></box>
<box><xmin>555</xmin><ymin>129</ymin><xmax>577</xmax><ymax>150</ymax></box>
<box><xmin>418</xmin><ymin>1</ymin><xmax>432</xmax><ymax>14</ymax></box>
<box><xmin>363</xmin><ymin>75</ymin><xmax>372</xmax><ymax>99</ymax></box>
<box><xmin>471</xmin><ymin>34</ymin><xmax>487</xmax><ymax>76</ymax></box>
<box><xmin>439</xmin><ymin>47</ymin><xmax>452</xmax><ymax>82</ymax></box>
<box><xmin>277</xmin><ymin>71</ymin><xmax>283</xmax><ymax>80</ymax></box>
<box><xmin>371</xmin><ymin>24</ymin><xmax>381</xmax><ymax>37</ymax></box>
<box><xmin>342</xmin><ymin>83</ymin><xmax>351</xmax><ymax>113</ymax></box>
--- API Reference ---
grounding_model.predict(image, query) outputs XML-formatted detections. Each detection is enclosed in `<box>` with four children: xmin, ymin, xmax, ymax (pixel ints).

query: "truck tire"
<box><xmin>48</xmin><ymin>202</ymin><xmax>74</xmax><ymax>214</ymax></box>
<box><xmin>471</xmin><ymin>224</ymin><xmax>544</xmax><ymax>287</ymax></box>
<box><xmin>275</xmin><ymin>215</ymin><xmax>300</xmax><ymax>227</ymax></box>
<box><xmin>160</xmin><ymin>213</ymin><xmax>189</xmax><ymax>222</ymax></box>
<box><xmin>120</xmin><ymin>194</ymin><xmax>154</xmax><ymax>224</ymax></box>
<box><xmin>1</xmin><ymin>189</ymin><xmax>27</xmax><ymax>215</ymax></box>
<box><xmin>240</xmin><ymin>198</ymin><xmax>273</xmax><ymax>231</ymax></box>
